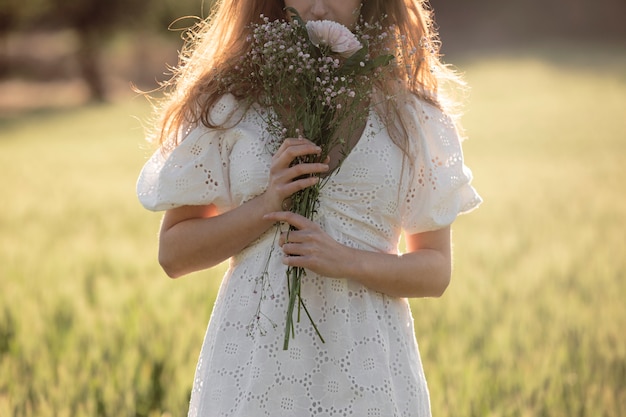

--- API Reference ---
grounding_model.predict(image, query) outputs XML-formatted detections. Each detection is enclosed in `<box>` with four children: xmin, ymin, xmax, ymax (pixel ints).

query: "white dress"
<box><xmin>137</xmin><ymin>94</ymin><xmax>481</xmax><ymax>417</ymax></box>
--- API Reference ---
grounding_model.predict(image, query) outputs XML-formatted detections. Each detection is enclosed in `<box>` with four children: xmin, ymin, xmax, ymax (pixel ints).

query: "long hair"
<box><xmin>149</xmin><ymin>0</ymin><xmax>463</xmax><ymax>150</ymax></box>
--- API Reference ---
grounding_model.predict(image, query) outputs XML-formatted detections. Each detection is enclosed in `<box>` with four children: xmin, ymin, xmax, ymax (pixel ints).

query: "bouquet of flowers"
<box><xmin>225</xmin><ymin>8</ymin><xmax>394</xmax><ymax>349</ymax></box>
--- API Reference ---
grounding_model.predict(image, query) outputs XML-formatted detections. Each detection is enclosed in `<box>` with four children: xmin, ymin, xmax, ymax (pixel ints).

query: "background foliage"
<box><xmin>1</xmin><ymin>0</ymin><xmax>625</xmax><ymax>103</ymax></box>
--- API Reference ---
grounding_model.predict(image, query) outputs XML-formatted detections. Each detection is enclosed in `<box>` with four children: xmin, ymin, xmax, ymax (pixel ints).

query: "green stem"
<box><xmin>283</xmin><ymin>266</ymin><xmax>301</xmax><ymax>350</ymax></box>
<box><xmin>299</xmin><ymin>296</ymin><xmax>326</xmax><ymax>344</ymax></box>
<box><xmin>282</xmin><ymin>165</ymin><xmax>324</xmax><ymax>350</ymax></box>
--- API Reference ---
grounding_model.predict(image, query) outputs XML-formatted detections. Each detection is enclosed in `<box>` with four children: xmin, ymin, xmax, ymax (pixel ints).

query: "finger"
<box><xmin>274</xmin><ymin>139</ymin><xmax>320</xmax><ymax>161</ymax></box>
<box><xmin>281</xmin><ymin>242</ymin><xmax>308</xmax><ymax>256</ymax></box>
<box><xmin>281</xmin><ymin>137</ymin><xmax>316</xmax><ymax>147</ymax></box>
<box><xmin>277</xmin><ymin>175</ymin><xmax>321</xmax><ymax>197</ymax></box>
<box><xmin>279</xmin><ymin>229</ymin><xmax>307</xmax><ymax>245</ymax></box>
<box><xmin>274</xmin><ymin>150</ymin><xmax>323</xmax><ymax>171</ymax></box>
<box><xmin>282</xmin><ymin>252</ymin><xmax>317</xmax><ymax>270</ymax></box>
<box><xmin>263</xmin><ymin>211</ymin><xmax>314</xmax><ymax>229</ymax></box>
<box><xmin>285</xmin><ymin>162</ymin><xmax>329</xmax><ymax>180</ymax></box>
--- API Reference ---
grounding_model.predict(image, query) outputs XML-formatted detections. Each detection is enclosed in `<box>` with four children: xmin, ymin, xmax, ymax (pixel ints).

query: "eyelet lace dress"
<box><xmin>137</xmin><ymin>94</ymin><xmax>481</xmax><ymax>417</ymax></box>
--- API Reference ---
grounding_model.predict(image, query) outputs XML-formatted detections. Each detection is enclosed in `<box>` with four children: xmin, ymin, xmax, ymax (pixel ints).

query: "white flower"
<box><xmin>306</xmin><ymin>20</ymin><xmax>362</xmax><ymax>58</ymax></box>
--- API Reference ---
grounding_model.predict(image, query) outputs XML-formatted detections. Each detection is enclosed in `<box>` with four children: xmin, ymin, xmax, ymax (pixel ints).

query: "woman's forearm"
<box><xmin>339</xmin><ymin>246</ymin><xmax>451</xmax><ymax>298</ymax></box>
<box><xmin>158</xmin><ymin>194</ymin><xmax>277</xmax><ymax>278</ymax></box>
<box><xmin>343</xmin><ymin>227</ymin><xmax>452</xmax><ymax>298</ymax></box>
<box><xmin>269</xmin><ymin>210</ymin><xmax>453</xmax><ymax>298</ymax></box>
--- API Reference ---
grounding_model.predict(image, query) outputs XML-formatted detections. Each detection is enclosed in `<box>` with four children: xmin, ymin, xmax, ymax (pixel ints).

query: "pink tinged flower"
<box><xmin>306</xmin><ymin>20</ymin><xmax>362</xmax><ymax>58</ymax></box>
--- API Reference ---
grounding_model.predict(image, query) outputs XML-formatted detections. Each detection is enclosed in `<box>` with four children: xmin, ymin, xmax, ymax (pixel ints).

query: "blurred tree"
<box><xmin>17</xmin><ymin>0</ymin><xmax>208</xmax><ymax>102</ymax></box>
<box><xmin>42</xmin><ymin>0</ymin><xmax>152</xmax><ymax>102</ymax></box>
<box><xmin>3</xmin><ymin>0</ymin><xmax>623</xmax><ymax>104</ymax></box>
<box><xmin>0</xmin><ymin>0</ymin><xmax>48</xmax><ymax>76</ymax></box>
<box><xmin>430</xmin><ymin>0</ymin><xmax>626</xmax><ymax>49</ymax></box>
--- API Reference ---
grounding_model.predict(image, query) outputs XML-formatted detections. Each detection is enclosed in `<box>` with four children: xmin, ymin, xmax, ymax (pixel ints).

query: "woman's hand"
<box><xmin>262</xmin><ymin>138</ymin><xmax>330</xmax><ymax>212</ymax></box>
<box><xmin>158</xmin><ymin>137</ymin><xmax>330</xmax><ymax>279</ymax></box>
<box><xmin>263</xmin><ymin>211</ymin><xmax>349</xmax><ymax>278</ymax></box>
<box><xmin>264</xmin><ymin>209</ymin><xmax>452</xmax><ymax>298</ymax></box>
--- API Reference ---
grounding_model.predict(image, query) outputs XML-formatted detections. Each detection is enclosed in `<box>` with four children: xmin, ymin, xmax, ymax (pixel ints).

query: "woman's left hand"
<box><xmin>263</xmin><ymin>211</ymin><xmax>349</xmax><ymax>278</ymax></box>
<box><xmin>264</xmin><ymin>212</ymin><xmax>453</xmax><ymax>298</ymax></box>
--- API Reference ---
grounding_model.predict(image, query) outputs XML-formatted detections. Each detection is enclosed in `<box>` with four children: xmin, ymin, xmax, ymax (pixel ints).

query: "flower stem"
<box><xmin>282</xmin><ymin>180</ymin><xmax>325</xmax><ymax>350</ymax></box>
<box><xmin>283</xmin><ymin>266</ymin><xmax>301</xmax><ymax>350</ymax></box>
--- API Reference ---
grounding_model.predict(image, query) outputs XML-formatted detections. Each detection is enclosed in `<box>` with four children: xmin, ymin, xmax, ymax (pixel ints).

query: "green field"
<box><xmin>1</xmin><ymin>44</ymin><xmax>625</xmax><ymax>416</ymax></box>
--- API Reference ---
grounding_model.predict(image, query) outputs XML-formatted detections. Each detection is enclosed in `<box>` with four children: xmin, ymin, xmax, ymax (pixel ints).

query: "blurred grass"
<box><xmin>1</xmin><ymin>44</ymin><xmax>625</xmax><ymax>416</ymax></box>
<box><xmin>413</xmin><ymin>46</ymin><xmax>626</xmax><ymax>416</ymax></box>
<box><xmin>0</xmin><ymin>100</ymin><xmax>225</xmax><ymax>416</ymax></box>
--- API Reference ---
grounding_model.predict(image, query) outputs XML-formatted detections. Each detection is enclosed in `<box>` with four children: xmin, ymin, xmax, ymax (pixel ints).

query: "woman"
<box><xmin>137</xmin><ymin>0</ymin><xmax>481</xmax><ymax>415</ymax></box>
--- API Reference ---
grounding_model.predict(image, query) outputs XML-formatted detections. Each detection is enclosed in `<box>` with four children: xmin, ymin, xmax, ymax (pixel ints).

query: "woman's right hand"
<box><xmin>158</xmin><ymin>138</ymin><xmax>329</xmax><ymax>278</ymax></box>
<box><xmin>262</xmin><ymin>138</ymin><xmax>330</xmax><ymax>212</ymax></box>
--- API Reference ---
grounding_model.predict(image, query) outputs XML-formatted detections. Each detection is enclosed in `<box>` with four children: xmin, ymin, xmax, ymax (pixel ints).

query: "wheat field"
<box><xmin>1</xmin><ymin>44</ymin><xmax>625</xmax><ymax>416</ymax></box>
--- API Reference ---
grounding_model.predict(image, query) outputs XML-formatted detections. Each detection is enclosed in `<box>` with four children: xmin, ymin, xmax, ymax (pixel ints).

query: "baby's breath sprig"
<box><xmin>246</xmin><ymin>227</ymin><xmax>281</xmax><ymax>338</ymax></box>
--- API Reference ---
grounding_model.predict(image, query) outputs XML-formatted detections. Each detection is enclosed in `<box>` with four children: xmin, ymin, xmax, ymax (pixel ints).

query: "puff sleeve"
<box><xmin>401</xmin><ymin>98</ymin><xmax>482</xmax><ymax>234</ymax></box>
<box><xmin>136</xmin><ymin>95</ymin><xmax>244</xmax><ymax>212</ymax></box>
<box><xmin>137</xmin><ymin>128</ymin><xmax>234</xmax><ymax>212</ymax></box>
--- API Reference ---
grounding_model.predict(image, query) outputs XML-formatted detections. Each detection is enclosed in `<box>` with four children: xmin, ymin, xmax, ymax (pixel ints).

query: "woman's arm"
<box><xmin>159</xmin><ymin>198</ymin><xmax>274</xmax><ymax>278</ymax></box>
<box><xmin>158</xmin><ymin>139</ymin><xmax>329</xmax><ymax>278</ymax></box>
<box><xmin>263</xmin><ymin>211</ymin><xmax>452</xmax><ymax>298</ymax></box>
